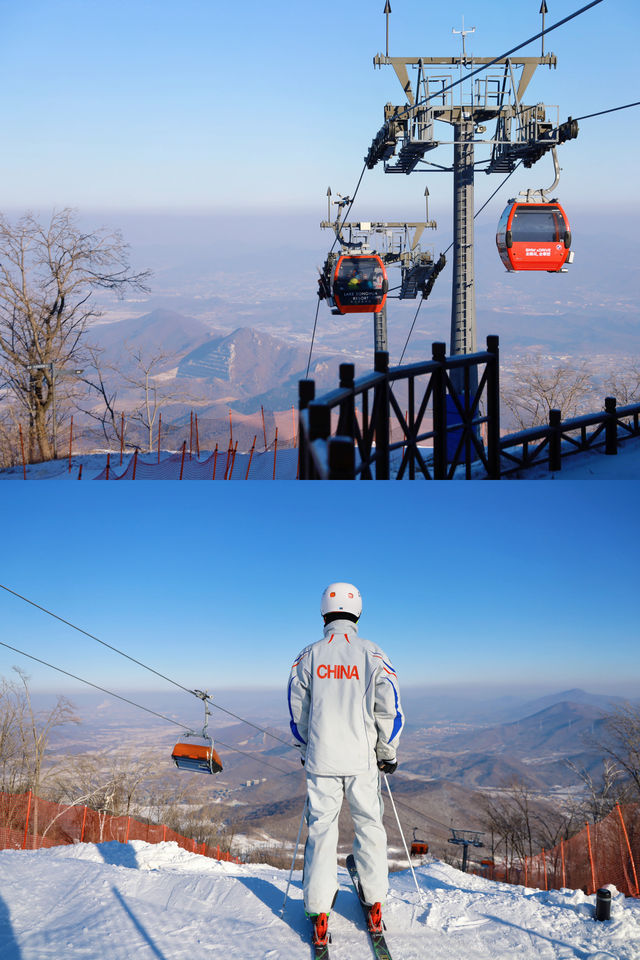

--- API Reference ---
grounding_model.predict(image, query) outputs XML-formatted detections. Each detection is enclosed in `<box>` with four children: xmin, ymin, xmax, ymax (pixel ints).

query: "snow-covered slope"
<box><xmin>0</xmin><ymin>841</ymin><xmax>638</xmax><ymax>959</ymax></box>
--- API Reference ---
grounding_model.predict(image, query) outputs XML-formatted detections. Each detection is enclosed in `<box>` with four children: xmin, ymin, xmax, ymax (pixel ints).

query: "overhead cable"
<box><xmin>0</xmin><ymin>582</ymin><xmax>293</xmax><ymax>750</ymax></box>
<box><xmin>0</xmin><ymin>637</ymin><xmax>298</xmax><ymax>777</ymax></box>
<box><xmin>392</xmin><ymin>0</ymin><xmax>606</xmax><ymax>122</ymax></box>
<box><xmin>572</xmin><ymin>100</ymin><xmax>640</xmax><ymax>122</ymax></box>
<box><xmin>397</xmin><ymin>162</ymin><xmax>521</xmax><ymax>364</ymax></box>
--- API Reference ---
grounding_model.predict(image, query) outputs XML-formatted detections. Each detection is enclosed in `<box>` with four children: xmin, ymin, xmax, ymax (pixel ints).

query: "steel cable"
<box><xmin>0</xmin><ymin>582</ymin><xmax>294</xmax><ymax>750</ymax></box>
<box><xmin>0</xmin><ymin>637</ymin><xmax>299</xmax><ymax>777</ymax></box>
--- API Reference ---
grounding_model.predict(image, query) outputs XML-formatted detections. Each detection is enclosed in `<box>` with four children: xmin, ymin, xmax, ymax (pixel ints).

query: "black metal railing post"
<box><xmin>549</xmin><ymin>409</ymin><xmax>562</xmax><ymax>472</ymax></box>
<box><xmin>307</xmin><ymin>402</ymin><xmax>331</xmax><ymax>479</ymax></box>
<box><xmin>298</xmin><ymin>380</ymin><xmax>315</xmax><ymax>480</ymax></box>
<box><xmin>486</xmin><ymin>335</ymin><xmax>501</xmax><ymax>479</ymax></box>
<box><xmin>328</xmin><ymin>436</ymin><xmax>355</xmax><ymax>479</ymax></box>
<box><xmin>604</xmin><ymin>396</ymin><xmax>618</xmax><ymax>455</ymax></box>
<box><xmin>432</xmin><ymin>342</ymin><xmax>447</xmax><ymax>479</ymax></box>
<box><xmin>374</xmin><ymin>351</ymin><xmax>390</xmax><ymax>479</ymax></box>
<box><xmin>337</xmin><ymin>363</ymin><xmax>356</xmax><ymax>438</ymax></box>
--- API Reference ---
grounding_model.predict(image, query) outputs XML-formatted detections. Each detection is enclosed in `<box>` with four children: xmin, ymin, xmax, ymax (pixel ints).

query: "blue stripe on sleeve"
<box><xmin>385</xmin><ymin>676</ymin><xmax>403</xmax><ymax>743</ymax></box>
<box><xmin>287</xmin><ymin>676</ymin><xmax>307</xmax><ymax>745</ymax></box>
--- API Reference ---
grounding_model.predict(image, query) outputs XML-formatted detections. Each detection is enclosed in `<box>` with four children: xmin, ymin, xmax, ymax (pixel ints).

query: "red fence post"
<box><xmin>245</xmin><ymin>435</ymin><xmax>257</xmax><ymax>480</ymax></box>
<box><xmin>228</xmin><ymin>440</ymin><xmax>238</xmax><ymax>479</ymax></box>
<box><xmin>106</xmin><ymin>452</ymin><xmax>110</xmax><ymax>480</ymax></box>
<box><xmin>132</xmin><ymin>448</ymin><xmax>138</xmax><ymax>481</ymax></box>
<box><xmin>617</xmin><ymin>804</ymin><xmax>640</xmax><ymax>897</ymax></box>
<box><xmin>22</xmin><ymin>791</ymin><xmax>32</xmax><ymax>850</ymax></box>
<box><xmin>120</xmin><ymin>413</ymin><xmax>125</xmax><ymax>465</ymax></box>
<box><xmin>261</xmin><ymin>406</ymin><xmax>267</xmax><ymax>450</ymax></box>
<box><xmin>273</xmin><ymin>426</ymin><xmax>278</xmax><ymax>480</ymax></box>
<box><xmin>179</xmin><ymin>440</ymin><xmax>186</xmax><ymax>480</ymax></box>
<box><xmin>68</xmin><ymin>416</ymin><xmax>74</xmax><ymax>472</ymax></box>
<box><xmin>19</xmin><ymin>424</ymin><xmax>27</xmax><ymax>479</ymax></box>
<box><xmin>586</xmin><ymin>823</ymin><xmax>596</xmax><ymax>894</ymax></box>
<box><xmin>77</xmin><ymin>463</ymin><xmax>83</xmax><ymax>480</ymax></box>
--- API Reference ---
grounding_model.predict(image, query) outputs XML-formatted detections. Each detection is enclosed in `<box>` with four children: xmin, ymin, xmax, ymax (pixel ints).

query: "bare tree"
<box><xmin>74</xmin><ymin>345</ymin><xmax>124</xmax><ymax>447</ymax></box>
<box><xmin>565</xmin><ymin>758</ymin><xmax>628</xmax><ymax>821</ymax></box>
<box><xmin>603</xmin><ymin>362</ymin><xmax>640</xmax><ymax>406</ymax></box>
<box><xmin>0</xmin><ymin>209</ymin><xmax>150</xmax><ymax>461</ymax></box>
<box><xmin>123</xmin><ymin>348</ymin><xmax>187</xmax><ymax>453</ymax></box>
<box><xmin>501</xmin><ymin>356</ymin><xmax>595</xmax><ymax>430</ymax></box>
<box><xmin>481</xmin><ymin>780</ymin><xmax>578</xmax><ymax>870</ymax></box>
<box><xmin>600</xmin><ymin>703</ymin><xmax>640</xmax><ymax>801</ymax></box>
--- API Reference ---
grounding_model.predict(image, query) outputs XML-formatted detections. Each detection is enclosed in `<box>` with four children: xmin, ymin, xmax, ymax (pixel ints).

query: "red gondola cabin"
<box><xmin>332</xmin><ymin>255</ymin><xmax>388</xmax><ymax>314</ymax></box>
<box><xmin>496</xmin><ymin>201</ymin><xmax>572</xmax><ymax>272</ymax></box>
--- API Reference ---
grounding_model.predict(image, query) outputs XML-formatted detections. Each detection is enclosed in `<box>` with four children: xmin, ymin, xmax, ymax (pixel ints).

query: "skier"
<box><xmin>287</xmin><ymin>582</ymin><xmax>404</xmax><ymax>948</ymax></box>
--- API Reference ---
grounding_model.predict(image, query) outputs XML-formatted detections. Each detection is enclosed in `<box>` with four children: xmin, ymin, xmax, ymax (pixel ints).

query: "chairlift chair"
<box><xmin>171</xmin><ymin>690</ymin><xmax>223</xmax><ymax>775</ymax></box>
<box><xmin>410</xmin><ymin>827</ymin><xmax>429</xmax><ymax>857</ymax></box>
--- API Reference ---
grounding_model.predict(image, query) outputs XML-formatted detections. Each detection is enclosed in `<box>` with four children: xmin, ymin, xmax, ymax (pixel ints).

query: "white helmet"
<box><xmin>320</xmin><ymin>582</ymin><xmax>362</xmax><ymax>619</ymax></box>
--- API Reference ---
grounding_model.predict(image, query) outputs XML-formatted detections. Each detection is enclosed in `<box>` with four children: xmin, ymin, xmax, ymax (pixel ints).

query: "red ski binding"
<box><xmin>367</xmin><ymin>902</ymin><xmax>383</xmax><ymax>935</ymax></box>
<box><xmin>312</xmin><ymin>912</ymin><xmax>329</xmax><ymax>946</ymax></box>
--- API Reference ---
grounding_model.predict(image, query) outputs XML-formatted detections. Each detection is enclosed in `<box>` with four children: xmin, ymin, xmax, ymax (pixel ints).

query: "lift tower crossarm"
<box><xmin>373</xmin><ymin>54</ymin><xmax>557</xmax><ymax>107</ymax></box>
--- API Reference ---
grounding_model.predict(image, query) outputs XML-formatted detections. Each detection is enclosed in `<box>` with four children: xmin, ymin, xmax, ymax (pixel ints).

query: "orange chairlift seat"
<box><xmin>171</xmin><ymin>691</ymin><xmax>223</xmax><ymax>775</ymax></box>
<box><xmin>410</xmin><ymin>827</ymin><xmax>429</xmax><ymax>857</ymax></box>
<box><xmin>496</xmin><ymin>200</ymin><xmax>572</xmax><ymax>273</ymax></box>
<box><xmin>332</xmin><ymin>254</ymin><xmax>388</xmax><ymax>314</ymax></box>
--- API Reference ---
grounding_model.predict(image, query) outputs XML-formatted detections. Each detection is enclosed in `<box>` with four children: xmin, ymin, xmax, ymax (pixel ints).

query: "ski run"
<box><xmin>0</xmin><ymin>840</ymin><xmax>638</xmax><ymax>959</ymax></box>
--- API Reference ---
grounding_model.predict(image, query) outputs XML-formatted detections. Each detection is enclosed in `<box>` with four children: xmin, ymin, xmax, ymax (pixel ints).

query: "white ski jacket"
<box><xmin>287</xmin><ymin>619</ymin><xmax>404</xmax><ymax>777</ymax></box>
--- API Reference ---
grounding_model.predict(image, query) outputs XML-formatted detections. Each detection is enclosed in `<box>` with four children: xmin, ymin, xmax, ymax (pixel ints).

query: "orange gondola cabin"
<box><xmin>332</xmin><ymin>254</ymin><xmax>388</xmax><ymax>314</ymax></box>
<box><xmin>496</xmin><ymin>201</ymin><xmax>572</xmax><ymax>273</ymax></box>
<box><xmin>172</xmin><ymin>734</ymin><xmax>223</xmax><ymax>775</ymax></box>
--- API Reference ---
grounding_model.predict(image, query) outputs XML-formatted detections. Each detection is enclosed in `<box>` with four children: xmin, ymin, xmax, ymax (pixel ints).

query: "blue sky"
<box><xmin>1</xmin><ymin>483</ymin><xmax>638</xmax><ymax>698</ymax></box>
<box><xmin>0</xmin><ymin>0</ymin><xmax>636</xmax><ymax>214</ymax></box>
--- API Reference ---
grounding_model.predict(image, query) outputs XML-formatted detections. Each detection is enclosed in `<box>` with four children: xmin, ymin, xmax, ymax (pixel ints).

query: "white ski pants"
<box><xmin>303</xmin><ymin>767</ymin><xmax>388</xmax><ymax>914</ymax></box>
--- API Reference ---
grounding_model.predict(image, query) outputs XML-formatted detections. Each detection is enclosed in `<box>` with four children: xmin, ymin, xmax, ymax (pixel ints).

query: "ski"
<box><xmin>346</xmin><ymin>855</ymin><xmax>393</xmax><ymax>960</ymax></box>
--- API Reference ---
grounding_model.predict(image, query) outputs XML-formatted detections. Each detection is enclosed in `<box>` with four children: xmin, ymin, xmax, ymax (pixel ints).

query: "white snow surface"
<box><xmin>2</xmin><ymin>435</ymin><xmax>640</xmax><ymax>480</ymax></box>
<box><xmin>1</xmin><ymin>841</ymin><xmax>638</xmax><ymax>959</ymax></box>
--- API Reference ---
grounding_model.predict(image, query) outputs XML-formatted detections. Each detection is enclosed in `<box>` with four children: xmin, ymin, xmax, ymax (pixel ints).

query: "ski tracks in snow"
<box><xmin>0</xmin><ymin>842</ymin><xmax>639</xmax><ymax>959</ymax></box>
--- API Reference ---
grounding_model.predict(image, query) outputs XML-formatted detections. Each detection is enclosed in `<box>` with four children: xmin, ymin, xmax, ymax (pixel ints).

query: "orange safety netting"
<box><xmin>475</xmin><ymin>804</ymin><xmax>640</xmax><ymax>897</ymax></box>
<box><xmin>0</xmin><ymin>791</ymin><xmax>240</xmax><ymax>862</ymax></box>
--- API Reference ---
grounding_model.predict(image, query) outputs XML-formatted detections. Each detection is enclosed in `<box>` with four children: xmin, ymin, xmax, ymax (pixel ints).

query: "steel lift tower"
<box><xmin>365</xmin><ymin>9</ymin><xmax>578</xmax><ymax>389</ymax></box>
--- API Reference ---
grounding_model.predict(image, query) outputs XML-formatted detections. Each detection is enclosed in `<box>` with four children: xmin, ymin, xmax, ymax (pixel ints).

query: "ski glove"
<box><xmin>377</xmin><ymin>759</ymin><xmax>398</xmax><ymax>775</ymax></box>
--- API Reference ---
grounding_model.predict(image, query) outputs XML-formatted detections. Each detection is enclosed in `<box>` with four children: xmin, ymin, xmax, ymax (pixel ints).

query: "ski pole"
<box><xmin>383</xmin><ymin>774</ymin><xmax>425</xmax><ymax>901</ymax></box>
<box><xmin>280</xmin><ymin>797</ymin><xmax>308</xmax><ymax>919</ymax></box>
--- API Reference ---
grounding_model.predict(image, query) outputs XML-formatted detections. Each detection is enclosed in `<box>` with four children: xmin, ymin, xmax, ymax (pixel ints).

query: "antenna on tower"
<box><xmin>540</xmin><ymin>1</ymin><xmax>549</xmax><ymax>56</ymax></box>
<box><xmin>452</xmin><ymin>16</ymin><xmax>476</xmax><ymax>63</ymax></box>
<box><xmin>384</xmin><ymin>1</ymin><xmax>392</xmax><ymax>58</ymax></box>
